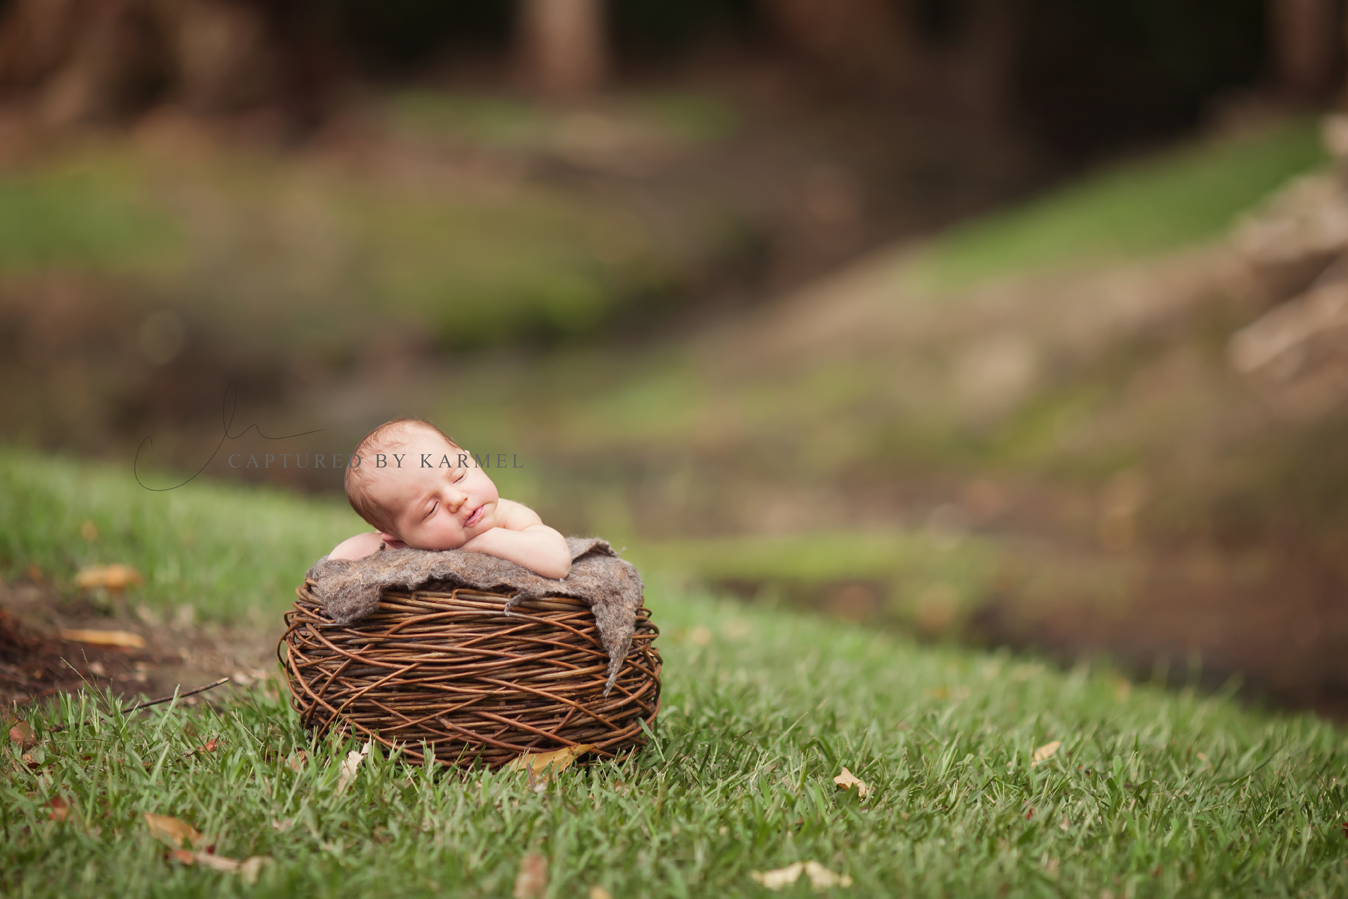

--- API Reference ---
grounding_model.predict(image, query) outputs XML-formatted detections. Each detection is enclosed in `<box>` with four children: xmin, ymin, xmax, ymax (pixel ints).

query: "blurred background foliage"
<box><xmin>1</xmin><ymin>0</ymin><xmax>1346</xmax><ymax>713</ymax></box>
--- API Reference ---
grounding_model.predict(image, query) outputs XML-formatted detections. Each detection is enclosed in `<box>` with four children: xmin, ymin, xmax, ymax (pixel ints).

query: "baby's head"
<box><xmin>345</xmin><ymin>418</ymin><xmax>500</xmax><ymax>550</ymax></box>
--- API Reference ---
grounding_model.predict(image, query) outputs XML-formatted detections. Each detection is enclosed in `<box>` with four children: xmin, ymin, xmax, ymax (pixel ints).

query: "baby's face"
<box><xmin>364</xmin><ymin>432</ymin><xmax>500</xmax><ymax>550</ymax></box>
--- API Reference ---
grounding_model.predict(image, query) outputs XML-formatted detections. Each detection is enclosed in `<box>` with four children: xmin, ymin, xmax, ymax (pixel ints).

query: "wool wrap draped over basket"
<box><xmin>277</xmin><ymin>539</ymin><xmax>662</xmax><ymax>768</ymax></box>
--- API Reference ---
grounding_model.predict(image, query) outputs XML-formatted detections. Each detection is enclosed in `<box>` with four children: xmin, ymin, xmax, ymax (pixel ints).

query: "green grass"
<box><xmin>627</xmin><ymin>530</ymin><xmax>999</xmax><ymax>633</ymax></box>
<box><xmin>0</xmin><ymin>449</ymin><xmax>362</xmax><ymax>622</ymax></box>
<box><xmin>385</xmin><ymin>89</ymin><xmax>738</xmax><ymax>151</ymax></box>
<box><xmin>3</xmin><ymin>451</ymin><xmax>1348</xmax><ymax>896</ymax></box>
<box><xmin>921</xmin><ymin>117</ymin><xmax>1328</xmax><ymax>289</ymax></box>
<box><xmin>0</xmin><ymin>156</ymin><xmax>182</xmax><ymax>275</ymax></box>
<box><xmin>4</xmin><ymin>586</ymin><xmax>1348</xmax><ymax>897</ymax></box>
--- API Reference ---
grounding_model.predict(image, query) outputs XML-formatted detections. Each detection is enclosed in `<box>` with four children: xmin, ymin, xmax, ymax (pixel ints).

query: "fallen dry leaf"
<box><xmin>46</xmin><ymin>796</ymin><xmax>70</xmax><ymax>822</ymax></box>
<box><xmin>271</xmin><ymin>818</ymin><xmax>293</xmax><ymax>833</ymax></box>
<box><xmin>1031</xmin><ymin>740</ymin><xmax>1062</xmax><ymax>768</ymax></box>
<box><xmin>145</xmin><ymin>813</ymin><xmax>203</xmax><ymax>849</ymax></box>
<box><xmin>286</xmin><ymin>750</ymin><xmax>309</xmax><ymax>773</ymax></box>
<box><xmin>752</xmin><ymin>863</ymin><xmax>805</xmax><ymax>891</ymax></box>
<box><xmin>59</xmin><ymin>628</ymin><xmax>145</xmax><ymax>650</ymax></box>
<box><xmin>505</xmin><ymin>744</ymin><xmax>593</xmax><ymax>786</ymax></box>
<box><xmin>9</xmin><ymin>720</ymin><xmax>36</xmax><ymax>749</ymax></box>
<box><xmin>689</xmin><ymin>625</ymin><xmax>713</xmax><ymax>646</ymax></box>
<box><xmin>169</xmin><ymin>850</ymin><xmax>269</xmax><ymax>884</ymax></box>
<box><xmin>589</xmin><ymin>887</ymin><xmax>613</xmax><ymax>899</ymax></box>
<box><xmin>75</xmin><ymin>564</ymin><xmax>144</xmax><ymax>592</ymax></box>
<box><xmin>833</xmin><ymin>766</ymin><xmax>869</xmax><ymax>799</ymax></box>
<box><xmin>514</xmin><ymin>853</ymin><xmax>548</xmax><ymax>899</ymax></box>
<box><xmin>336</xmin><ymin>741</ymin><xmax>370</xmax><ymax>794</ymax></box>
<box><xmin>803</xmin><ymin>862</ymin><xmax>853</xmax><ymax>890</ymax></box>
<box><xmin>80</xmin><ymin>520</ymin><xmax>98</xmax><ymax>541</ymax></box>
<box><xmin>184</xmin><ymin>736</ymin><xmax>221</xmax><ymax>759</ymax></box>
<box><xmin>751</xmin><ymin>861</ymin><xmax>853</xmax><ymax>892</ymax></box>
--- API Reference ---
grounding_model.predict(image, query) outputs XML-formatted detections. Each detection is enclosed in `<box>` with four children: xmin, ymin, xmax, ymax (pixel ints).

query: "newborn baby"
<box><xmin>328</xmin><ymin>418</ymin><xmax>571</xmax><ymax>579</ymax></box>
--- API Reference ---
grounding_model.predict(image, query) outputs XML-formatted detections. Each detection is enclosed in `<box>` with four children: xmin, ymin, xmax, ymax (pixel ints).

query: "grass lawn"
<box><xmin>919</xmin><ymin>116</ymin><xmax>1328</xmax><ymax>289</ymax></box>
<box><xmin>0</xmin><ymin>449</ymin><xmax>362</xmax><ymax>623</ymax></box>
<box><xmin>4</xmin><ymin>451</ymin><xmax>1348</xmax><ymax>897</ymax></box>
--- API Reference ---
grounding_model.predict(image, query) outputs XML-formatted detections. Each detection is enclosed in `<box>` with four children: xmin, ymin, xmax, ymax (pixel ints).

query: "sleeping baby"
<box><xmin>327</xmin><ymin>418</ymin><xmax>571</xmax><ymax>580</ymax></box>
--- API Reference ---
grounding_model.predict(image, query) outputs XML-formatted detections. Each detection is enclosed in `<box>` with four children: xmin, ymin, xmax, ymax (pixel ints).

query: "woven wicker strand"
<box><xmin>278</xmin><ymin>580</ymin><xmax>662</xmax><ymax>768</ymax></box>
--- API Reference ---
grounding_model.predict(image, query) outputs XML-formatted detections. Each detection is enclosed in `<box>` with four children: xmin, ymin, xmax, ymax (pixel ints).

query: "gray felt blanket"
<box><xmin>305</xmin><ymin>537</ymin><xmax>643</xmax><ymax>694</ymax></box>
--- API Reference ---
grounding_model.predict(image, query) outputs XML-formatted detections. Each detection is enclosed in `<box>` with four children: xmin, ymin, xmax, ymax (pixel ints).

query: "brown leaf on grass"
<box><xmin>588</xmin><ymin>887</ymin><xmax>613</xmax><ymax>899</ymax></box>
<box><xmin>169</xmin><ymin>850</ymin><xmax>269</xmax><ymax>884</ymax></box>
<box><xmin>144</xmin><ymin>813</ymin><xmax>203</xmax><ymax>849</ymax></box>
<box><xmin>505</xmin><ymin>744</ymin><xmax>593</xmax><ymax>786</ymax></box>
<box><xmin>80</xmin><ymin>520</ymin><xmax>98</xmax><ymax>541</ymax></box>
<box><xmin>1031</xmin><ymin>740</ymin><xmax>1062</xmax><ymax>767</ymax></box>
<box><xmin>833</xmin><ymin>766</ymin><xmax>870</xmax><ymax>799</ymax></box>
<box><xmin>75</xmin><ymin>564</ymin><xmax>144</xmax><ymax>592</ymax></box>
<box><xmin>751</xmin><ymin>861</ymin><xmax>853</xmax><ymax>891</ymax></box>
<box><xmin>46</xmin><ymin>797</ymin><xmax>70</xmax><ymax>822</ymax></box>
<box><xmin>513</xmin><ymin>853</ymin><xmax>548</xmax><ymax>899</ymax></box>
<box><xmin>59</xmin><ymin>628</ymin><xmax>145</xmax><ymax>649</ymax></box>
<box><xmin>752</xmin><ymin>863</ymin><xmax>805</xmax><ymax>891</ymax></box>
<box><xmin>286</xmin><ymin>750</ymin><xmax>309</xmax><ymax>773</ymax></box>
<box><xmin>183</xmin><ymin>737</ymin><xmax>222</xmax><ymax>759</ymax></box>
<box><xmin>336</xmin><ymin>741</ymin><xmax>370</xmax><ymax>794</ymax></box>
<box><xmin>802</xmin><ymin>862</ymin><xmax>853</xmax><ymax>890</ymax></box>
<box><xmin>9</xmin><ymin>720</ymin><xmax>36</xmax><ymax>749</ymax></box>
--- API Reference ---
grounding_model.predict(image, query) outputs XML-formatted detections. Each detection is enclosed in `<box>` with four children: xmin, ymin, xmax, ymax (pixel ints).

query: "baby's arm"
<box><xmin>460</xmin><ymin>499</ymin><xmax>571</xmax><ymax>579</ymax></box>
<box><xmin>328</xmin><ymin>531</ymin><xmax>385</xmax><ymax>561</ymax></box>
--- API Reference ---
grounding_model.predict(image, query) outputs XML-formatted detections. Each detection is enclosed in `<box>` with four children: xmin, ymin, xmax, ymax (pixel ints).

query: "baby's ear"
<box><xmin>379</xmin><ymin>533</ymin><xmax>407</xmax><ymax>549</ymax></box>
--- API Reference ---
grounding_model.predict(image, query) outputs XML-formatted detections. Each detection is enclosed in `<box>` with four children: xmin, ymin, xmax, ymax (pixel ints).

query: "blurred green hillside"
<box><xmin>1</xmin><ymin>103</ymin><xmax>1342</xmax><ymax>710</ymax></box>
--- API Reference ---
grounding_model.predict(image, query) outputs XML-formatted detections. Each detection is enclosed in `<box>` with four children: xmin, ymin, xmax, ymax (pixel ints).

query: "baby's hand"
<box><xmin>460</xmin><ymin>523</ymin><xmax>571</xmax><ymax>579</ymax></box>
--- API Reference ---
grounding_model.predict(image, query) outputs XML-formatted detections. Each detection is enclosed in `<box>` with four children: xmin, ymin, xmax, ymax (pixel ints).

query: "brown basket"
<box><xmin>278</xmin><ymin>580</ymin><xmax>662</xmax><ymax>768</ymax></box>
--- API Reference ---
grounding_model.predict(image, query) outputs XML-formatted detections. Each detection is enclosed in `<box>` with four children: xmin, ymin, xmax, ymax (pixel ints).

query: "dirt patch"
<box><xmin>1</xmin><ymin>580</ymin><xmax>280</xmax><ymax>712</ymax></box>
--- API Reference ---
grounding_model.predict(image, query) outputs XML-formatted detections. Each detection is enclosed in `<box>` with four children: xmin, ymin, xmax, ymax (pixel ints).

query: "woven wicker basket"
<box><xmin>278</xmin><ymin>580</ymin><xmax>661</xmax><ymax>768</ymax></box>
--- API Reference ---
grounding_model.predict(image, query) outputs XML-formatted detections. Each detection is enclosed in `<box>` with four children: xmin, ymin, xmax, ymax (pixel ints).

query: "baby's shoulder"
<box><xmin>495</xmin><ymin>498</ymin><xmax>543</xmax><ymax>530</ymax></box>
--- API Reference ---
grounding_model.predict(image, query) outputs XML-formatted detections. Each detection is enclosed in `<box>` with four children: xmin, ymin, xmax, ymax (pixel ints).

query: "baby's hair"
<box><xmin>345</xmin><ymin>418</ymin><xmax>458</xmax><ymax>537</ymax></box>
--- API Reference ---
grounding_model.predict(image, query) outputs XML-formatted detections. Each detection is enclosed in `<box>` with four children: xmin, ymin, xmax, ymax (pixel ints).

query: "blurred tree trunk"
<box><xmin>0</xmin><ymin>0</ymin><xmax>167</xmax><ymax>123</ymax></box>
<box><xmin>1269</xmin><ymin>0</ymin><xmax>1341</xmax><ymax>99</ymax></box>
<box><xmin>0</xmin><ymin>0</ymin><xmax>323</xmax><ymax>126</ymax></box>
<box><xmin>948</xmin><ymin>0</ymin><xmax>1018</xmax><ymax>122</ymax></box>
<box><xmin>517</xmin><ymin>0</ymin><xmax>606</xmax><ymax>101</ymax></box>
<box><xmin>758</xmin><ymin>0</ymin><xmax>914</xmax><ymax>89</ymax></box>
<box><xmin>758</xmin><ymin>0</ymin><xmax>1019</xmax><ymax>120</ymax></box>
